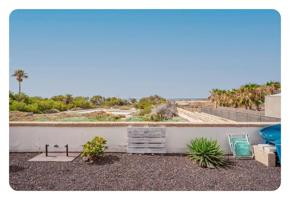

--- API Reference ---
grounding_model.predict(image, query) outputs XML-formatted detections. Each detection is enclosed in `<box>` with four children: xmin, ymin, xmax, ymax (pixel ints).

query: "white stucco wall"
<box><xmin>165</xmin><ymin>127</ymin><xmax>264</xmax><ymax>153</ymax></box>
<box><xmin>10</xmin><ymin>126</ymin><xmax>128</xmax><ymax>153</ymax></box>
<box><xmin>10</xmin><ymin>122</ymin><xmax>276</xmax><ymax>154</ymax></box>
<box><xmin>265</xmin><ymin>94</ymin><xmax>281</xmax><ymax>118</ymax></box>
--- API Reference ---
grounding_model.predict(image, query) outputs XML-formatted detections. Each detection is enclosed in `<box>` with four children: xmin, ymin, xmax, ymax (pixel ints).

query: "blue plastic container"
<box><xmin>275</xmin><ymin>139</ymin><xmax>281</xmax><ymax>163</ymax></box>
<box><xmin>259</xmin><ymin>124</ymin><xmax>281</xmax><ymax>163</ymax></box>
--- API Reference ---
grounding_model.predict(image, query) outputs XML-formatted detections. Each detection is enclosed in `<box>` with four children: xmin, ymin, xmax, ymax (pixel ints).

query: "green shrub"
<box><xmin>187</xmin><ymin>137</ymin><xmax>226</xmax><ymax>168</ymax></box>
<box><xmin>129</xmin><ymin>98</ymin><xmax>137</xmax><ymax>104</ymax></box>
<box><xmin>73</xmin><ymin>96</ymin><xmax>94</xmax><ymax>109</ymax></box>
<box><xmin>136</xmin><ymin>95</ymin><xmax>166</xmax><ymax>109</ymax></box>
<box><xmin>138</xmin><ymin>105</ymin><xmax>152</xmax><ymax>116</ymax></box>
<box><xmin>10</xmin><ymin>101</ymin><xmax>26</xmax><ymax>111</ymax></box>
<box><xmin>14</xmin><ymin>93</ymin><xmax>31</xmax><ymax>104</ymax></box>
<box><xmin>52</xmin><ymin>101</ymin><xmax>69</xmax><ymax>111</ymax></box>
<box><xmin>101</xmin><ymin>97</ymin><xmax>129</xmax><ymax>107</ymax></box>
<box><xmin>24</xmin><ymin>103</ymin><xmax>40</xmax><ymax>113</ymax></box>
<box><xmin>51</xmin><ymin>94</ymin><xmax>74</xmax><ymax>104</ymax></box>
<box><xmin>36</xmin><ymin>100</ymin><xmax>53</xmax><ymax>112</ymax></box>
<box><xmin>136</xmin><ymin>95</ymin><xmax>167</xmax><ymax>116</ymax></box>
<box><xmin>81</xmin><ymin>136</ymin><xmax>107</xmax><ymax>161</ymax></box>
<box><xmin>144</xmin><ymin>113</ymin><xmax>165</xmax><ymax>121</ymax></box>
<box><xmin>90</xmin><ymin>95</ymin><xmax>105</xmax><ymax>106</ymax></box>
<box><xmin>151</xmin><ymin>114</ymin><xmax>167</xmax><ymax>121</ymax></box>
<box><xmin>9</xmin><ymin>92</ymin><xmax>16</xmax><ymax>101</ymax></box>
<box><xmin>126</xmin><ymin>116</ymin><xmax>146</xmax><ymax>121</ymax></box>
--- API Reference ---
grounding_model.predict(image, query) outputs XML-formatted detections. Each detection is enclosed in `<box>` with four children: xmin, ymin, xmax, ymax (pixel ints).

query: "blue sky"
<box><xmin>9</xmin><ymin>10</ymin><xmax>280</xmax><ymax>98</ymax></box>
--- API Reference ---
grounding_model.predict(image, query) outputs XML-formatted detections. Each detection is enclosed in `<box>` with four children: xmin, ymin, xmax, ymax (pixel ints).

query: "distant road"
<box><xmin>177</xmin><ymin>107</ymin><xmax>235</xmax><ymax>123</ymax></box>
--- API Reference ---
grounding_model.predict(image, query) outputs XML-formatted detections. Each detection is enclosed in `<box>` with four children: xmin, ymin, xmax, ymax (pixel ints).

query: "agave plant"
<box><xmin>187</xmin><ymin>137</ymin><xmax>226</xmax><ymax>168</ymax></box>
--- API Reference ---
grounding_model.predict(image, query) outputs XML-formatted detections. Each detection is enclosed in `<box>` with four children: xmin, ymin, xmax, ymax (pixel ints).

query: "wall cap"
<box><xmin>9</xmin><ymin>121</ymin><xmax>279</xmax><ymax>127</ymax></box>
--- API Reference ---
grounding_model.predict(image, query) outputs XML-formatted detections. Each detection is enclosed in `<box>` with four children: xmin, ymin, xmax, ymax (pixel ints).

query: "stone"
<box><xmin>44</xmin><ymin>109</ymin><xmax>60</xmax><ymax>114</ymax></box>
<box><xmin>151</xmin><ymin>101</ymin><xmax>177</xmax><ymax>119</ymax></box>
<box><xmin>25</xmin><ymin>112</ymin><xmax>34</xmax><ymax>116</ymax></box>
<box><xmin>253</xmin><ymin>145</ymin><xmax>276</xmax><ymax>167</ymax></box>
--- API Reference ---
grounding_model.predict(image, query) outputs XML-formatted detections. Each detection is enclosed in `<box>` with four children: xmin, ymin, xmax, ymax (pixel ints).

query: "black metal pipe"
<box><xmin>65</xmin><ymin>144</ymin><xmax>68</xmax><ymax>157</ymax></box>
<box><xmin>45</xmin><ymin>144</ymin><xmax>49</xmax><ymax>157</ymax></box>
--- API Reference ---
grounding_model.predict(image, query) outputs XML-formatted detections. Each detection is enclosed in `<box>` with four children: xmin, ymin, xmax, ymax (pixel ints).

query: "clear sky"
<box><xmin>9</xmin><ymin>10</ymin><xmax>280</xmax><ymax>99</ymax></box>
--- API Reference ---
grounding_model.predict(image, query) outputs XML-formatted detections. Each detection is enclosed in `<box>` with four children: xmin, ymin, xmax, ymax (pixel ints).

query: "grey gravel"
<box><xmin>9</xmin><ymin>153</ymin><xmax>280</xmax><ymax>191</ymax></box>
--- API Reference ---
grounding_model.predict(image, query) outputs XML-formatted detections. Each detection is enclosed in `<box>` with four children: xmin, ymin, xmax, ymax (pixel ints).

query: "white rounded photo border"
<box><xmin>0</xmin><ymin>0</ymin><xmax>288</xmax><ymax>198</ymax></box>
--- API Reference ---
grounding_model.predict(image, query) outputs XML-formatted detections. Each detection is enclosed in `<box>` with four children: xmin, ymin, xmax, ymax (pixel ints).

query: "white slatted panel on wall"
<box><xmin>127</xmin><ymin>126</ymin><xmax>166</xmax><ymax>154</ymax></box>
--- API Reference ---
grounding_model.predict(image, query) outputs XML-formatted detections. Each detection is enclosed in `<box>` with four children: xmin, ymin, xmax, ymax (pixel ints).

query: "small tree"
<box><xmin>12</xmin><ymin>69</ymin><xmax>28</xmax><ymax>94</ymax></box>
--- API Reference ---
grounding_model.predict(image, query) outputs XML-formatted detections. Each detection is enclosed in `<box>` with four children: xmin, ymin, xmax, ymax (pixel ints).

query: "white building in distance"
<box><xmin>265</xmin><ymin>93</ymin><xmax>281</xmax><ymax>118</ymax></box>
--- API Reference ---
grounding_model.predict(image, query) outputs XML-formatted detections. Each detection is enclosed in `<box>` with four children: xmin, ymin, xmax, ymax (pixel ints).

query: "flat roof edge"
<box><xmin>9</xmin><ymin>121</ymin><xmax>279</xmax><ymax>127</ymax></box>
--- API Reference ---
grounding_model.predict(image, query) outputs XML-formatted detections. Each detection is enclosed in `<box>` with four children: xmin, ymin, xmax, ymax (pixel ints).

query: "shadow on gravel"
<box><xmin>222</xmin><ymin>159</ymin><xmax>236</xmax><ymax>169</ymax></box>
<box><xmin>90</xmin><ymin>155</ymin><xmax>120</xmax><ymax>165</ymax></box>
<box><xmin>10</xmin><ymin>165</ymin><xmax>25</xmax><ymax>173</ymax></box>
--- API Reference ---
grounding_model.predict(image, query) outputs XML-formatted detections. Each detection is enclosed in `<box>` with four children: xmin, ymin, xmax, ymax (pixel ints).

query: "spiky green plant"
<box><xmin>187</xmin><ymin>137</ymin><xmax>226</xmax><ymax>168</ymax></box>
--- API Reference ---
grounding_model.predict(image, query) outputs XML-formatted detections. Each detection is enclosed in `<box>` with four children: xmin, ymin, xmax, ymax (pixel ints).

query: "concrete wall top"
<box><xmin>9</xmin><ymin>121</ymin><xmax>279</xmax><ymax>127</ymax></box>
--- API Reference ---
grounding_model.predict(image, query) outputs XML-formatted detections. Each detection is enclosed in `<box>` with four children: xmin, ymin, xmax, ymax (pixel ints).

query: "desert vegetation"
<box><xmin>209</xmin><ymin>81</ymin><xmax>280</xmax><ymax>111</ymax></box>
<box><xmin>133</xmin><ymin>95</ymin><xmax>178</xmax><ymax>121</ymax></box>
<box><xmin>9</xmin><ymin>92</ymin><xmax>133</xmax><ymax>114</ymax></box>
<box><xmin>9</xmin><ymin>92</ymin><xmax>183</xmax><ymax>122</ymax></box>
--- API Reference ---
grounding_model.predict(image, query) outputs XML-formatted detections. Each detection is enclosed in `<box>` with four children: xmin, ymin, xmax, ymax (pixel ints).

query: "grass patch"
<box><xmin>60</xmin><ymin>117</ymin><xmax>96</xmax><ymax>122</ymax></box>
<box><xmin>126</xmin><ymin>116</ymin><xmax>186</xmax><ymax>122</ymax></box>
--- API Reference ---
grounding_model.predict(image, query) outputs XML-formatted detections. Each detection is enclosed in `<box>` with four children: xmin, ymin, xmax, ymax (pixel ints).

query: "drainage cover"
<box><xmin>28</xmin><ymin>152</ymin><xmax>80</xmax><ymax>162</ymax></box>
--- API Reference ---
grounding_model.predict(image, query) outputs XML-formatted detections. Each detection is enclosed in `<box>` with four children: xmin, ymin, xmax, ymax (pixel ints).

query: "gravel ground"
<box><xmin>9</xmin><ymin>153</ymin><xmax>280</xmax><ymax>191</ymax></box>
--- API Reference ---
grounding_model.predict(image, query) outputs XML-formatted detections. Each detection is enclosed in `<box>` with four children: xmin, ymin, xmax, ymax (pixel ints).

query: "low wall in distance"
<box><xmin>200</xmin><ymin>107</ymin><xmax>280</xmax><ymax>122</ymax></box>
<box><xmin>9</xmin><ymin>122</ymin><xmax>278</xmax><ymax>154</ymax></box>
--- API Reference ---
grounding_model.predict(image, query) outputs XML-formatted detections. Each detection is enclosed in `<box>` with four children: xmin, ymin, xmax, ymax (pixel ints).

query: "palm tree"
<box><xmin>208</xmin><ymin>81</ymin><xmax>280</xmax><ymax>111</ymax></box>
<box><xmin>238</xmin><ymin>84</ymin><xmax>255</xmax><ymax>110</ymax></box>
<box><xmin>12</xmin><ymin>69</ymin><xmax>28</xmax><ymax>94</ymax></box>
<box><xmin>219</xmin><ymin>90</ymin><xmax>228</xmax><ymax>107</ymax></box>
<box><xmin>251</xmin><ymin>86</ymin><xmax>265</xmax><ymax>111</ymax></box>
<box><xmin>227</xmin><ymin>89</ymin><xmax>239</xmax><ymax>108</ymax></box>
<box><xmin>209</xmin><ymin>89</ymin><xmax>221</xmax><ymax>108</ymax></box>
